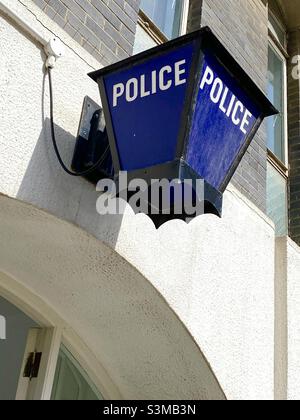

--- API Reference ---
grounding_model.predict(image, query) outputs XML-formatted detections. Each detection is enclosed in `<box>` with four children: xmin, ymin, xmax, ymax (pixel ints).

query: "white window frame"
<box><xmin>267</xmin><ymin>13</ymin><xmax>289</xmax><ymax>237</ymax></box>
<box><xmin>268</xmin><ymin>37</ymin><xmax>289</xmax><ymax>171</ymax></box>
<box><xmin>179</xmin><ymin>0</ymin><xmax>190</xmax><ymax>36</ymax></box>
<box><xmin>266</xmin><ymin>160</ymin><xmax>288</xmax><ymax>236</ymax></box>
<box><xmin>15</xmin><ymin>327</ymin><xmax>62</xmax><ymax>400</ymax></box>
<box><xmin>268</xmin><ymin>9</ymin><xmax>287</xmax><ymax>51</ymax></box>
<box><xmin>14</xmin><ymin>326</ymin><xmax>117</xmax><ymax>400</ymax></box>
<box><xmin>0</xmin><ymin>273</ymin><xmax>120</xmax><ymax>401</ymax></box>
<box><xmin>138</xmin><ymin>0</ymin><xmax>190</xmax><ymax>46</ymax></box>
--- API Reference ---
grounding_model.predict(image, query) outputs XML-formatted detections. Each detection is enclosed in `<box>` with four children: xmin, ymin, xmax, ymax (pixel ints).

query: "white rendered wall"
<box><xmin>0</xmin><ymin>2</ymin><xmax>276</xmax><ymax>400</ymax></box>
<box><xmin>275</xmin><ymin>237</ymin><xmax>300</xmax><ymax>401</ymax></box>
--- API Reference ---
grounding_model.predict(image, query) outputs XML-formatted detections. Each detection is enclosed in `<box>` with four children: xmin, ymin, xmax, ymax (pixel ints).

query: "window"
<box><xmin>140</xmin><ymin>0</ymin><xmax>183</xmax><ymax>40</ymax></box>
<box><xmin>0</xmin><ymin>297</ymin><xmax>39</xmax><ymax>400</ymax></box>
<box><xmin>267</xmin><ymin>44</ymin><xmax>287</xmax><ymax>162</ymax></box>
<box><xmin>267</xmin><ymin>162</ymin><xmax>288</xmax><ymax>236</ymax></box>
<box><xmin>268</xmin><ymin>12</ymin><xmax>287</xmax><ymax>50</ymax></box>
<box><xmin>51</xmin><ymin>345</ymin><xmax>103</xmax><ymax>400</ymax></box>
<box><xmin>0</xmin><ymin>295</ymin><xmax>106</xmax><ymax>400</ymax></box>
<box><xmin>133</xmin><ymin>0</ymin><xmax>189</xmax><ymax>54</ymax></box>
<box><xmin>133</xmin><ymin>22</ymin><xmax>157</xmax><ymax>55</ymax></box>
<box><xmin>266</xmin><ymin>12</ymin><xmax>288</xmax><ymax>237</ymax></box>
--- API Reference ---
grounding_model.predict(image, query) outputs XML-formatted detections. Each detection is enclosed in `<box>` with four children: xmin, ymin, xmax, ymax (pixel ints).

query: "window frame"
<box><xmin>51</xmin><ymin>344</ymin><xmax>103</xmax><ymax>400</ymax></box>
<box><xmin>137</xmin><ymin>0</ymin><xmax>190</xmax><ymax>46</ymax></box>
<box><xmin>266</xmin><ymin>159</ymin><xmax>289</xmax><ymax>236</ymax></box>
<box><xmin>267</xmin><ymin>37</ymin><xmax>289</xmax><ymax>170</ymax></box>
<box><xmin>266</xmin><ymin>13</ymin><xmax>289</xmax><ymax>237</ymax></box>
<box><xmin>268</xmin><ymin>9</ymin><xmax>288</xmax><ymax>52</ymax></box>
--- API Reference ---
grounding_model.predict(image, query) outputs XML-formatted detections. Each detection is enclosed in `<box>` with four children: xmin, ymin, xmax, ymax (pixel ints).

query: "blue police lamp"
<box><xmin>88</xmin><ymin>27</ymin><xmax>277</xmax><ymax>223</ymax></box>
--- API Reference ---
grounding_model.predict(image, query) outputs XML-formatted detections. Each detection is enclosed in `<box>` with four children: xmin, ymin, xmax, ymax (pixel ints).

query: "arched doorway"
<box><xmin>0</xmin><ymin>194</ymin><xmax>225</xmax><ymax>400</ymax></box>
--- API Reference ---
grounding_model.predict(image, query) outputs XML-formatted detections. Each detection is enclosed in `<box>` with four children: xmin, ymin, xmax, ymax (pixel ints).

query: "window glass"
<box><xmin>267</xmin><ymin>45</ymin><xmax>286</xmax><ymax>162</ymax></box>
<box><xmin>140</xmin><ymin>0</ymin><xmax>183</xmax><ymax>39</ymax></box>
<box><xmin>0</xmin><ymin>297</ymin><xmax>38</xmax><ymax>400</ymax></box>
<box><xmin>133</xmin><ymin>24</ymin><xmax>157</xmax><ymax>55</ymax></box>
<box><xmin>266</xmin><ymin>162</ymin><xmax>288</xmax><ymax>236</ymax></box>
<box><xmin>51</xmin><ymin>345</ymin><xmax>103</xmax><ymax>400</ymax></box>
<box><xmin>269</xmin><ymin>13</ymin><xmax>286</xmax><ymax>47</ymax></box>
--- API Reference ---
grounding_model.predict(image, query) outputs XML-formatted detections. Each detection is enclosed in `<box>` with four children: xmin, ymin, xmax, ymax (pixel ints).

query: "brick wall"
<box><xmin>32</xmin><ymin>0</ymin><xmax>141</xmax><ymax>65</ymax></box>
<box><xmin>187</xmin><ymin>0</ymin><xmax>202</xmax><ymax>34</ymax></box>
<box><xmin>188</xmin><ymin>0</ymin><xmax>269</xmax><ymax>212</ymax></box>
<box><xmin>288</xmin><ymin>30</ymin><xmax>300</xmax><ymax>245</ymax></box>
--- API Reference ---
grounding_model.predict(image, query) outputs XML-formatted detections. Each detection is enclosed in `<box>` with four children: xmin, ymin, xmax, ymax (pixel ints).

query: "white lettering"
<box><xmin>240</xmin><ymin>109</ymin><xmax>253</xmax><ymax>134</ymax></box>
<box><xmin>111</xmin><ymin>61</ymin><xmax>253</xmax><ymax>135</ymax></box>
<box><xmin>226</xmin><ymin>94</ymin><xmax>236</xmax><ymax>117</ymax></box>
<box><xmin>292</xmin><ymin>55</ymin><xmax>300</xmax><ymax>81</ymax></box>
<box><xmin>112</xmin><ymin>60</ymin><xmax>188</xmax><ymax>106</ymax></box>
<box><xmin>151</xmin><ymin>70</ymin><xmax>157</xmax><ymax>94</ymax></box>
<box><xmin>126</xmin><ymin>78</ymin><xmax>138</xmax><ymax>102</ymax></box>
<box><xmin>159</xmin><ymin>65</ymin><xmax>172</xmax><ymax>91</ymax></box>
<box><xmin>200</xmin><ymin>66</ymin><xmax>214</xmax><ymax>90</ymax></box>
<box><xmin>175</xmin><ymin>59</ymin><xmax>187</xmax><ymax>86</ymax></box>
<box><xmin>198</xmin><ymin>65</ymin><xmax>253</xmax><ymax>133</ymax></box>
<box><xmin>219</xmin><ymin>87</ymin><xmax>229</xmax><ymax>113</ymax></box>
<box><xmin>210</xmin><ymin>78</ymin><xmax>223</xmax><ymax>103</ymax></box>
<box><xmin>0</xmin><ymin>316</ymin><xmax>6</xmax><ymax>340</ymax></box>
<box><xmin>103</xmin><ymin>405</ymin><xmax>138</xmax><ymax>418</ymax></box>
<box><xmin>232</xmin><ymin>101</ymin><xmax>244</xmax><ymax>126</ymax></box>
<box><xmin>113</xmin><ymin>83</ymin><xmax>124</xmax><ymax>107</ymax></box>
<box><xmin>140</xmin><ymin>74</ymin><xmax>151</xmax><ymax>98</ymax></box>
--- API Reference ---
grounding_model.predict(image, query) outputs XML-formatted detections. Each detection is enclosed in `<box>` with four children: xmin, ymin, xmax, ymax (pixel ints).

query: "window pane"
<box><xmin>140</xmin><ymin>0</ymin><xmax>182</xmax><ymax>39</ymax></box>
<box><xmin>266</xmin><ymin>163</ymin><xmax>288</xmax><ymax>236</ymax></box>
<box><xmin>133</xmin><ymin>24</ymin><xmax>157</xmax><ymax>54</ymax></box>
<box><xmin>269</xmin><ymin>14</ymin><xmax>286</xmax><ymax>47</ymax></box>
<box><xmin>51</xmin><ymin>346</ymin><xmax>103</xmax><ymax>400</ymax></box>
<box><xmin>267</xmin><ymin>46</ymin><xmax>285</xmax><ymax>162</ymax></box>
<box><xmin>0</xmin><ymin>297</ymin><xmax>38</xmax><ymax>400</ymax></box>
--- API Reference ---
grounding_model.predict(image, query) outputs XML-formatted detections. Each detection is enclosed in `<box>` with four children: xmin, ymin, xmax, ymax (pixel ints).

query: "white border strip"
<box><xmin>0</xmin><ymin>0</ymin><xmax>47</xmax><ymax>45</ymax></box>
<box><xmin>180</xmin><ymin>0</ymin><xmax>190</xmax><ymax>35</ymax></box>
<box><xmin>0</xmin><ymin>0</ymin><xmax>101</xmax><ymax>70</ymax></box>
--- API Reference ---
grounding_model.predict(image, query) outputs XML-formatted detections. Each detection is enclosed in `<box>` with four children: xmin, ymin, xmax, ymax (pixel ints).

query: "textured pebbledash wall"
<box><xmin>188</xmin><ymin>0</ymin><xmax>269</xmax><ymax>212</ymax></box>
<box><xmin>32</xmin><ymin>0</ymin><xmax>141</xmax><ymax>65</ymax></box>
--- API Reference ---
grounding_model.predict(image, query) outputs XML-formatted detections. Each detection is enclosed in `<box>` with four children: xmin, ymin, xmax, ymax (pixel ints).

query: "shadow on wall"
<box><xmin>16</xmin><ymin>73</ymin><xmax>124</xmax><ymax>248</ymax></box>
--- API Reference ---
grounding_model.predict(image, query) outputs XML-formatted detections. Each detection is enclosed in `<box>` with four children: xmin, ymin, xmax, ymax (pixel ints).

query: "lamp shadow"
<box><xmin>16</xmin><ymin>117</ymin><xmax>124</xmax><ymax>249</ymax></box>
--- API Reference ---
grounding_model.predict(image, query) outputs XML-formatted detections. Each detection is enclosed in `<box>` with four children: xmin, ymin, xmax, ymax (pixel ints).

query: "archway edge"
<box><xmin>0</xmin><ymin>194</ymin><xmax>225</xmax><ymax>400</ymax></box>
<box><xmin>0</xmin><ymin>270</ymin><xmax>122</xmax><ymax>400</ymax></box>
